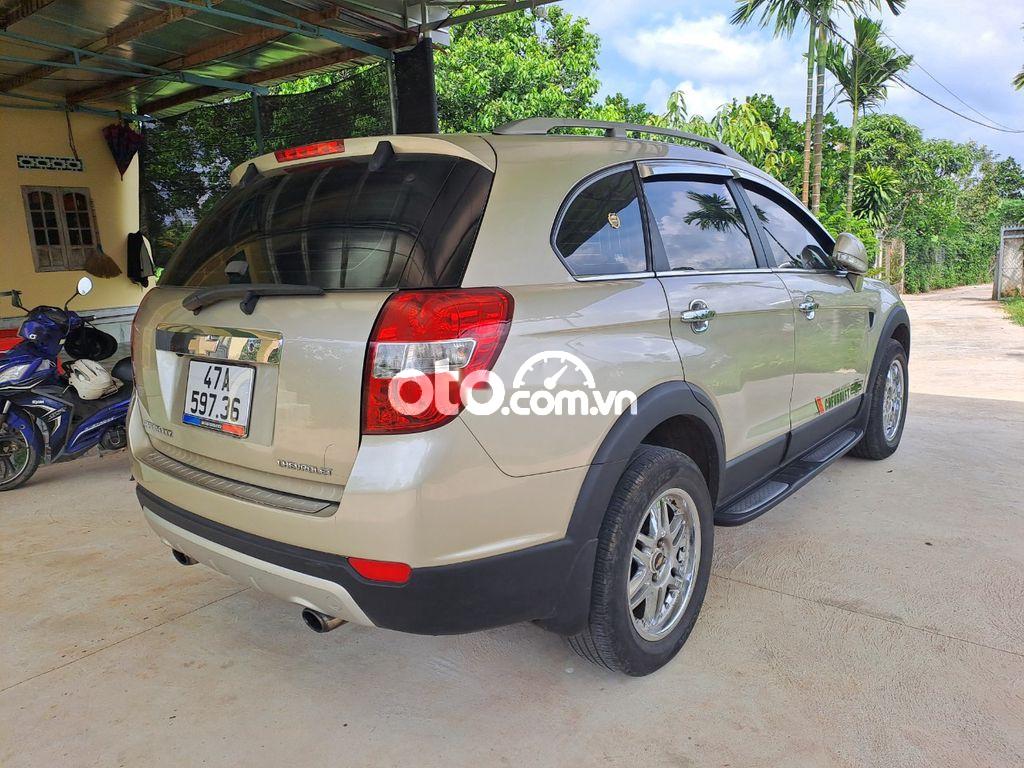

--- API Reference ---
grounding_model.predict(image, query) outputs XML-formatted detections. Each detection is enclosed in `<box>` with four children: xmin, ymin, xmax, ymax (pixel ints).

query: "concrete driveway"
<box><xmin>2</xmin><ymin>284</ymin><xmax>1022</xmax><ymax>767</ymax></box>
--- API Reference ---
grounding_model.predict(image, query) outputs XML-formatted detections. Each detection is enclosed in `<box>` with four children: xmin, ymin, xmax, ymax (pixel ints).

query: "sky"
<box><xmin>559</xmin><ymin>0</ymin><xmax>1024</xmax><ymax>160</ymax></box>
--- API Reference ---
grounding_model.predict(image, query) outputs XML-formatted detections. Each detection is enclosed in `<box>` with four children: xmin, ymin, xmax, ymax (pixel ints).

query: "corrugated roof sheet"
<box><xmin>0</xmin><ymin>0</ymin><xmax>433</xmax><ymax>117</ymax></box>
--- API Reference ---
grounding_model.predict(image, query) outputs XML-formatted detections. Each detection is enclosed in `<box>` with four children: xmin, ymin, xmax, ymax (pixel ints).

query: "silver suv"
<box><xmin>129</xmin><ymin>119</ymin><xmax>909</xmax><ymax>675</ymax></box>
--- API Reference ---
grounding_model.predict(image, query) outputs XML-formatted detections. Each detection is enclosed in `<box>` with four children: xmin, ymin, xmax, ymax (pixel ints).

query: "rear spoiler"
<box><xmin>228</xmin><ymin>135</ymin><xmax>497</xmax><ymax>185</ymax></box>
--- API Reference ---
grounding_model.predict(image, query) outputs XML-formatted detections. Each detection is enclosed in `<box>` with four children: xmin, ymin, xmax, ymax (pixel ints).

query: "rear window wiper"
<box><xmin>182</xmin><ymin>283</ymin><xmax>325</xmax><ymax>315</ymax></box>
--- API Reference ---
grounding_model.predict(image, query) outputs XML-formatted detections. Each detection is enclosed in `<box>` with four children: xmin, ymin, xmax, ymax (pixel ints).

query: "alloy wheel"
<box><xmin>627</xmin><ymin>488</ymin><xmax>701</xmax><ymax>641</ymax></box>
<box><xmin>882</xmin><ymin>359</ymin><xmax>905</xmax><ymax>442</ymax></box>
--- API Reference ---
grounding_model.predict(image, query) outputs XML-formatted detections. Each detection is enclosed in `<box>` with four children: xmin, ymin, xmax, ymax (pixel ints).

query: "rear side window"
<box><xmin>743</xmin><ymin>183</ymin><xmax>832</xmax><ymax>270</ymax></box>
<box><xmin>159</xmin><ymin>154</ymin><xmax>492</xmax><ymax>290</ymax></box>
<box><xmin>643</xmin><ymin>178</ymin><xmax>757</xmax><ymax>271</ymax></box>
<box><xmin>554</xmin><ymin>169</ymin><xmax>647</xmax><ymax>276</ymax></box>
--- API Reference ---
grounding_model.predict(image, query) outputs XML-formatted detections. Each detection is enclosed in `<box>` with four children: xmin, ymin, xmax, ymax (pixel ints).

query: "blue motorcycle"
<box><xmin>0</xmin><ymin>277</ymin><xmax>133</xmax><ymax>491</ymax></box>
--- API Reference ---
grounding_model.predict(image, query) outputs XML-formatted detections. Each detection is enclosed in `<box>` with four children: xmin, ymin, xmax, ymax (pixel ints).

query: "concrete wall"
<box><xmin>0</xmin><ymin>108</ymin><xmax>145</xmax><ymax>328</ymax></box>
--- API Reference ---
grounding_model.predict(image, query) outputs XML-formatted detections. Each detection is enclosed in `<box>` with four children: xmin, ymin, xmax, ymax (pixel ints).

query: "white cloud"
<box><xmin>863</xmin><ymin>0</ymin><xmax>1024</xmax><ymax>152</ymax></box>
<box><xmin>561</xmin><ymin>0</ymin><xmax>1024</xmax><ymax>158</ymax></box>
<box><xmin>600</xmin><ymin>10</ymin><xmax>809</xmax><ymax>119</ymax></box>
<box><xmin>641</xmin><ymin>78</ymin><xmax>670</xmax><ymax>113</ymax></box>
<box><xmin>615</xmin><ymin>14</ymin><xmax>795</xmax><ymax>83</ymax></box>
<box><xmin>669</xmin><ymin>80</ymin><xmax>732</xmax><ymax>118</ymax></box>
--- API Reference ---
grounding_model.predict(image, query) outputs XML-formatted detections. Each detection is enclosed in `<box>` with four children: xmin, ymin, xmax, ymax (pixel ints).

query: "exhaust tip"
<box><xmin>172</xmin><ymin>549</ymin><xmax>197</xmax><ymax>566</ymax></box>
<box><xmin>301</xmin><ymin>608</ymin><xmax>346</xmax><ymax>633</ymax></box>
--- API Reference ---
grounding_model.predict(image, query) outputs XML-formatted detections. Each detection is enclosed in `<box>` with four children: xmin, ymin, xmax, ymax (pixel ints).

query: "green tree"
<box><xmin>744</xmin><ymin>93</ymin><xmax>806</xmax><ymax>190</ymax></box>
<box><xmin>434</xmin><ymin>6</ymin><xmax>602</xmax><ymax>132</ymax></box>
<box><xmin>732</xmin><ymin>0</ymin><xmax>818</xmax><ymax>205</ymax></box>
<box><xmin>854</xmin><ymin>164</ymin><xmax>899</xmax><ymax>225</ymax></box>
<box><xmin>684</xmin><ymin>98</ymin><xmax>783</xmax><ymax>173</ymax></box>
<box><xmin>662</xmin><ymin>89</ymin><xmax>688</xmax><ymax>129</ymax></box>
<box><xmin>855</xmin><ymin>114</ymin><xmax>1004</xmax><ymax>291</ymax></box>
<box><xmin>731</xmin><ymin>0</ymin><xmax>905</xmax><ymax>214</ymax></box>
<box><xmin>825</xmin><ymin>17</ymin><xmax>912</xmax><ymax>213</ymax></box>
<box><xmin>993</xmin><ymin>156</ymin><xmax>1024</xmax><ymax>199</ymax></box>
<box><xmin>587</xmin><ymin>92</ymin><xmax>656</xmax><ymax>124</ymax></box>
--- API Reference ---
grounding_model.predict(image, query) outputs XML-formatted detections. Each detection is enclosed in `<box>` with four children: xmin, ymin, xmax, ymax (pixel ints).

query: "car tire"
<box><xmin>568</xmin><ymin>445</ymin><xmax>714</xmax><ymax>676</ymax></box>
<box><xmin>850</xmin><ymin>339</ymin><xmax>908</xmax><ymax>460</ymax></box>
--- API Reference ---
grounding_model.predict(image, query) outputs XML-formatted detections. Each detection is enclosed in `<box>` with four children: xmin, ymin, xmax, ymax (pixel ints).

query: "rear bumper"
<box><xmin>138</xmin><ymin>485</ymin><xmax>589</xmax><ymax>635</ymax></box>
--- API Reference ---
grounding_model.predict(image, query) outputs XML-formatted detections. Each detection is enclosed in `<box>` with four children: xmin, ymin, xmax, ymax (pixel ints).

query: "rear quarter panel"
<box><xmin>458</xmin><ymin>279</ymin><xmax>682</xmax><ymax>477</ymax></box>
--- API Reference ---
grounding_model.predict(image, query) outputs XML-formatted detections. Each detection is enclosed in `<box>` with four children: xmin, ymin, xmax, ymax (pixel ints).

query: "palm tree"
<box><xmin>731</xmin><ymin>1</ymin><xmax>811</xmax><ymax>203</ymax></box>
<box><xmin>682</xmin><ymin>192</ymin><xmax>747</xmax><ymax>232</ymax></box>
<box><xmin>731</xmin><ymin>0</ymin><xmax>906</xmax><ymax>213</ymax></box>
<box><xmin>826</xmin><ymin>18</ymin><xmax>912</xmax><ymax>213</ymax></box>
<box><xmin>854</xmin><ymin>164</ymin><xmax>900</xmax><ymax>226</ymax></box>
<box><xmin>810</xmin><ymin>1</ymin><xmax>906</xmax><ymax>215</ymax></box>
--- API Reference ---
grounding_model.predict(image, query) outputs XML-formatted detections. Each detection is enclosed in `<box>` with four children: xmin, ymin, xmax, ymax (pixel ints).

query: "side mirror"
<box><xmin>832</xmin><ymin>233</ymin><xmax>869</xmax><ymax>275</ymax></box>
<box><xmin>77</xmin><ymin>276</ymin><xmax>93</xmax><ymax>296</ymax></box>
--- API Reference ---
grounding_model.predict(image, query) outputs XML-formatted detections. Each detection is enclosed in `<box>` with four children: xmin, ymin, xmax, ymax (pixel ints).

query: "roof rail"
<box><xmin>492</xmin><ymin>118</ymin><xmax>745</xmax><ymax>161</ymax></box>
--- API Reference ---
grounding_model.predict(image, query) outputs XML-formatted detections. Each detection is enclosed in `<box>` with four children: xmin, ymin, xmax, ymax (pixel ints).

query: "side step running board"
<box><xmin>715</xmin><ymin>428</ymin><xmax>862</xmax><ymax>526</ymax></box>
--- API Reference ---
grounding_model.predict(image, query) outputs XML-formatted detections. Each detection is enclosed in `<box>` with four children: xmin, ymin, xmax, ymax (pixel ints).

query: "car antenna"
<box><xmin>368</xmin><ymin>140</ymin><xmax>394</xmax><ymax>172</ymax></box>
<box><xmin>240</xmin><ymin>163</ymin><xmax>261</xmax><ymax>186</ymax></box>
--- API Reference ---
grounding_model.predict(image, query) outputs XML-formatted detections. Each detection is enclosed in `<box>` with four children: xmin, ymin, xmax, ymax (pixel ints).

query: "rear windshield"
<box><xmin>159</xmin><ymin>153</ymin><xmax>492</xmax><ymax>290</ymax></box>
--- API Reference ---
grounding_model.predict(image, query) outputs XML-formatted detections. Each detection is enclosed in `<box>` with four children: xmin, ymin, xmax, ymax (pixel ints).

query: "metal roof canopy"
<box><xmin>0</xmin><ymin>0</ymin><xmax>559</xmax><ymax>122</ymax></box>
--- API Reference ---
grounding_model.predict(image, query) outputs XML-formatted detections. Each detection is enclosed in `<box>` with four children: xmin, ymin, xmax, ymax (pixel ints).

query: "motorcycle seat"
<box><xmin>111</xmin><ymin>356</ymin><xmax>133</xmax><ymax>384</ymax></box>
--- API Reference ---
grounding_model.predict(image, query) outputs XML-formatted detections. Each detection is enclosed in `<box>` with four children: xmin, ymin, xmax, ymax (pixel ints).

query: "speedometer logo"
<box><xmin>512</xmin><ymin>351</ymin><xmax>596</xmax><ymax>390</ymax></box>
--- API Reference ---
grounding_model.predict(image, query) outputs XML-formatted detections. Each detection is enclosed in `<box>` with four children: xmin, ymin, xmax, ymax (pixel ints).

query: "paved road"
<box><xmin>2</xmin><ymin>284</ymin><xmax>1022</xmax><ymax>767</ymax></box>
<box><xmin>906</xmin><ymin>284</ymin><xmax>1024</xmax><ymax>402</ymax></box>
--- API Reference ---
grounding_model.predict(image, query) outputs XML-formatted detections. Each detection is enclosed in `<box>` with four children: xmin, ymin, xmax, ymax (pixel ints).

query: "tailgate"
<box><xmin>133</xmin><ymin>142</ymin><xmax>496</xmax><ymax>489</ymax></box>
<box><xmin>135</xmin><ymin>287</ymin><xmax>388</xmax><ymax>486</ymax></box>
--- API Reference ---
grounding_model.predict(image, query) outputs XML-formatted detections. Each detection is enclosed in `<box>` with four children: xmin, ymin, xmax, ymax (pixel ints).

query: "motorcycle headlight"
<box><xmin>0</xmin><ymin>363</ymin><xmax>31</xmax><ymax>384</ymax></box>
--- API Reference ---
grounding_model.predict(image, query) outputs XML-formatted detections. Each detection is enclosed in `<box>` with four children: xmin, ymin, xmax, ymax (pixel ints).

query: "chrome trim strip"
<box><xmin>155</xmin><ymin>324</ymin><xmax>283</xmax><ymax>365</ymax></box>
<box><xmin>655</xmin><ymin>268</ymin><xmax>775</xmax><ymax>277</ymax></box>
<box><xmin>138</xmin><ymin>448</ymin><xmax>336</xmax><ymax>515</ymax></box>
<box><xmin>573</xmin><ymin>271</ymin><xmax>656</xmax><ymax>282</ymax></box>
<box><xmin>638</xmin><ymin>161</ymin><xmax>733</xmax><ymax>178</ymax></box>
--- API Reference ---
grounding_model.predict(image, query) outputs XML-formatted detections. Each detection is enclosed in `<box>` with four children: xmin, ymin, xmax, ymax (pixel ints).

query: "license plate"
<box><xmin>182</xmin><ymin>361</ymin><xmax>255</xmax><ymax>438</ymax></box>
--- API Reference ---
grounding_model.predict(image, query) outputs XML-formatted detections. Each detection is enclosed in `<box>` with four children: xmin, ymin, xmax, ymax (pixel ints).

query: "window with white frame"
<box><xmin>20</xmin><ymin>186</ymin><xmax>100</xmax><ymax>272</ymax></box>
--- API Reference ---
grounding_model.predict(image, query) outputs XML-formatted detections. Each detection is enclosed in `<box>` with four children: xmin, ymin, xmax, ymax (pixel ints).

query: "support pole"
<box><xmin>392</xmin><ymin>38</ymin><xmax>437</xmax><ymax>134</ymax></box>
<box><xmin>385</xmin><ymin>58</ymin><xmax>398</xmax><ymax>135</ymax></box>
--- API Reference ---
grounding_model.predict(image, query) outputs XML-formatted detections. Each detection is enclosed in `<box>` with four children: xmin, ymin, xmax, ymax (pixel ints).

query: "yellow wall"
<box><xmin>0</xmin><ymin>108</ymin><xmax>145</xmax><ymax>313</ymax></box>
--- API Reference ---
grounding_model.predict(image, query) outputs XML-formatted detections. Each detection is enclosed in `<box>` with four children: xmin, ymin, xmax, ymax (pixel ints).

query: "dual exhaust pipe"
<box><xmin>170</xmin><ymin>549</ymin><xmax>345</xmax><ymax>634</ymax></box>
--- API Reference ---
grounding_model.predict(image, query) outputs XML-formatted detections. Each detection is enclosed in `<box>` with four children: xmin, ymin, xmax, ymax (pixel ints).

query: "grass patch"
<box><xmin>1003</xmin><ymin>297</ymin><xmax>1024</xmax><ymax>327</ymax></box>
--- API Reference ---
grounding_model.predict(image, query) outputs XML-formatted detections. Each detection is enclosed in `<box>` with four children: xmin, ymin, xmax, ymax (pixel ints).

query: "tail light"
<box><xmin>349</xmin><ymin>557</ymin><xmax>411</xmax><ymax>584</ymax></box>
<box><xmin>274</xmin><ymin>140</ymin><xmax>344</xmax><ymax>162</ymax></box>
<box><xmin>130</xmin><ymin>289</ymin><xmax>157</xmax><ymax>399</ymax></box>
<box><xmin>362</xmin><ymin>288</ymin><xmax>514</xmax><ymax>435</ymax></box>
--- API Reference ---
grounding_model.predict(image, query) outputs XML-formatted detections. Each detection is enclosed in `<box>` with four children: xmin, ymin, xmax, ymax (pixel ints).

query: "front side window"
<box><xmin>743</xmin><ymin>184</ymin><xmax>833</xmax><ymax>270</ymax></box>
<box><xmin>554</xmin><ymin>169</ymin><xmax>647</xmax><ymax>276</ymax></box>
<box><xmin>642</xmin><ymin>177</ymin><xmax>757</xmax><ymax>271</ymax></box>
<box><xmin>21</xmin><ymin>186</ymin><xmax>99</xmax><ymax>272</ymax></box>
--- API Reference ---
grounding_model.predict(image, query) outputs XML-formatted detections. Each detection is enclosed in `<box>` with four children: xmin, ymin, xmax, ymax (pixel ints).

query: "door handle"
<box><xmin>681</xmin><ymin>300</ymin><xmax>715</xmax><ymax>333</ymax></box>
<box><xmin>798</xmin><ymin>297</ymin><xmax>818</xmax><ymax>320</ymax></box>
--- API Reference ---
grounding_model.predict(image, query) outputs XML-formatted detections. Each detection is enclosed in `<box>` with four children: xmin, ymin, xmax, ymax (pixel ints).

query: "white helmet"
<box><xmin>68</xmin><ymin>359</ymin><xmax>121</xmax><ymax>401</ymax></box>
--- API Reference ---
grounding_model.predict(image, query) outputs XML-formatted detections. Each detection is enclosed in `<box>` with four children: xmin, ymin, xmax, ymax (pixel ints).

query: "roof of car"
<box><xmin>478</xmin><ymin>132</ymin><xmax>789</xmax><ymax>198</ymax></box>
<box><xmin>230</xmin><ymin>129</ymin><xmax>795</xmax><ymax>209</ymax></box>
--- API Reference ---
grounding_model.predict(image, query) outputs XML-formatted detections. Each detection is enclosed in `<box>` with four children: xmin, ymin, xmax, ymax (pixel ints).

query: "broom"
<box><xmin>84</xmin><ymin>245</ymin><xmax>122</xmax><ymax>278</ymax></box>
